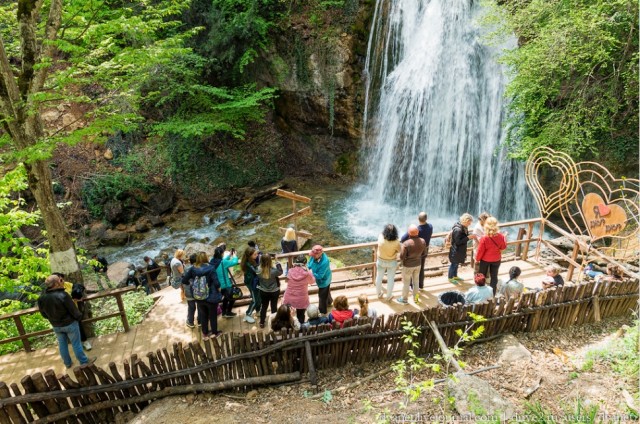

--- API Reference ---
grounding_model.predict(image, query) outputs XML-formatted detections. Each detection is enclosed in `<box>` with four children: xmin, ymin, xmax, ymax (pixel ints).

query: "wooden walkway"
<box><xmin>0</xmin><ymin>259</ymin><xmax>549</xmax><ymax>386</ymax></box>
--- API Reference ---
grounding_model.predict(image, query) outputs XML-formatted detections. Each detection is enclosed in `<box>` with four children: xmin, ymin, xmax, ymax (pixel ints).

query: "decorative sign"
<box><xmin>581</xmin><ymin>193</ymin><xmax>626</xmax><ymax>240</ymax></box>
<box><xmin>526</xmin><ymin>147</ymin><xmax>639</xmax><ymax>261</ymax></box>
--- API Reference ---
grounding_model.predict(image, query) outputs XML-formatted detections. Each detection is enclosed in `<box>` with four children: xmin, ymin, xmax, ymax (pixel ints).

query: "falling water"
<box><xmin>340</xmin><ymin>0</ymin><xmax>533</xmax><ymax>240</ymax></box>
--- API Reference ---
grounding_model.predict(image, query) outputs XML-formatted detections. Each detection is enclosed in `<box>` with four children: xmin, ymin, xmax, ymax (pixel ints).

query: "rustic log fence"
<box><xmin>0</xmin><ymin>276</ymin><xmax>636</xmax><ymax>423</ymax></box>
<box><xmin>0</xmin><ymin>287</ymin><xmax>137</xmax><ymax>353</ymax></box>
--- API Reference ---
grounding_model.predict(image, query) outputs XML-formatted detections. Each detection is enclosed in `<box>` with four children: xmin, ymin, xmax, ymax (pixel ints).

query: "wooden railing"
<box><xmin>0</xmin><ymin>277</ymin><xmax>636</xmax><ymax>423</ymax></box>
<box><xmin>275</xmin><ymin>217</ymin><xmax>544</xmax><ymax>283</ymax></box>
<box><xmin>0</xmin><ymin>287</ymin><xmax>136</xmax><ymax>353</ymax></box>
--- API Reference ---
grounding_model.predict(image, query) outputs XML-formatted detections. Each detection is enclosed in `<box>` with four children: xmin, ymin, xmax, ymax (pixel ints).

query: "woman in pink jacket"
<box><xmin>282</xmin><ymin>255</ymin><xmax>315</xmax><ymax>324</ymax></box>
<box><xmin>475</xmin><ymin>217</ymin><xmax>507</xmax><ymax>295</ymax></box>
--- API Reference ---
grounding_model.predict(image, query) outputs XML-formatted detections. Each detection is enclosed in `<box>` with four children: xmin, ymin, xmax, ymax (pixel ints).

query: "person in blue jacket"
<box><xmin>211</xmin><ymin>244</ymin><xmax>239</xmax><ymax>318</ymax></box>
<box><xmin>308</xmin><ymin>245</ymin><xmax>332</xmax><ymax>315</ymax></box>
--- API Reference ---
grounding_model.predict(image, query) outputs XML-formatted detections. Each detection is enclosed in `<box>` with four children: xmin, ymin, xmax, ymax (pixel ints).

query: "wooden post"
<box><xmin>567</xmin><ymin>241</ymin><xmax>579</xmax><ymax>281</ymax></box>
<box><xmin>515</xmin><ymin>228</ymin><xmax>526</xmax><ymax>258</ymax></box>
<box><xmin>428</xmin><ymin>321</ymin><xmax>462</xmax><ymax>372</ymax></box>
<box><xmin>371</xmin><ymin>247</ymin><xmax>377</xmax><ymax>285</ymax></box>
<box><xmin>523</xmin><ymin>222</ymin><xmax>534</xmax><ymax>260</ymax></box>
<box><xmin>12</xmin><ymin>316</ymin><xmax>31</xmax><ymax>352</ymax></box>
<box><xmin>115</xmin><ymin>293</ymin><xmax>130</xmax><ymax>332</ymax></box>
<box><xmin>535</xmin><ymin>220</ymin><xmax>546</xmax><ymax>261</ymax></box>
<box><xmin>593</xmin><ymin>296</ymin><xmax>601</xmax><ymax>322</ymax></box>
<box><xmin>292</xmin><ymin>192</ymin><xmax>298</xmax><ymax>235</ymax></box>
<box><xmin>304</xmin><ymin>341</ymin><xmax>317</xmax><ymax>386</ymax></box>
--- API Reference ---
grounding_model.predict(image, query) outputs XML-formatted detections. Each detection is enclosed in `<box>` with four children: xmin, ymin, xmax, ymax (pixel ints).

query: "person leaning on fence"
<box><xmin>396</xmin><ymin>224</ymin><xmax>426</xmax><ymax>305</ymax></box>
<box><xmin>464</xmin><ymin>273</ymin><xmax>494</xmax><ymax>304</ymax></box>
<box><xmin>282</xmin><ymin>255</ymin><xmax>315</xmax><ymax>324</ymax></box>
<box><xmin>257</xmin><ymin>253</ymin><xmax>283</xmax><ymax>329</ymax></box>
<box><xmin>37</xmin><ymin>275</ymin><xmax>96</xmax><ymax>368</ymax></box>
<box><xmin>448</xmin><ymin>213</ymin><xmax>476</xmax><ymax>283</ymax></box>
<box><xmin>542</xmin><ymin>265</ymin><xmax>564</xmax><ymax>290</ymax></box>
<box><xmin>143</xmin><ymin>256</ymin><xmax>162</xmax><ymax>293</ymax></box>
<box><xmin>308</xmin><ymin>245</ymin><xmax>332</xmax><ymax>315</ymax></box>
<box><xmin>475</xmin><ymin>216</ymin><xmax>507</xmax><ymax>295</ymax></box>
<box><xmin>497</xmin><ymin>266</ymin><xmax>524</xmax><ymax>302</ymax></box>
<box><xmin>328</xmin><ymin>295</ymin><xmax>358</xmax><ymax>328</ymax></box>
<box><xmin>376</xmin><ymin>224</ymin><xmax>401</xmax><ymax>301</ymax></box>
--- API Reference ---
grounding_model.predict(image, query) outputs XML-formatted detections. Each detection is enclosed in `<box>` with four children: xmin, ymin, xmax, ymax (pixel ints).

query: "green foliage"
<box><xmin>524</xmin><ymin>398</ymin><xmax>601</xmax><ymax>424</ymax></box>
<box><xmin>0</xmin><ymin>166</ymin><xmax>50</xmax><ymax>300</ymax></box>
<box><xmin>81</xmin><ymin>172</ymin><xmax>153</xmax><ymax>219</ymax></box>
<box><xmin>483</xmin><ymin>0</ymin><xmax>639</xmax><ymax>170</ymax></box>
<box><xmin>186</xmin><ymin>0</ymin><xmax>286</xmax><ymax>83</ymax></box>
<box><xmin>0</xmin><ymin>300</ymin><xmax>52</xmax><ymax>355</ymax></box>
<box><xmin>93</xmin><ymin>291</ymin><xmax>155</xmax><ymax>334</ymax></box>
<box><xmin>582</xmin><ymin>319</ymin><xmax>640</xmax><ymax>381</ymax></box>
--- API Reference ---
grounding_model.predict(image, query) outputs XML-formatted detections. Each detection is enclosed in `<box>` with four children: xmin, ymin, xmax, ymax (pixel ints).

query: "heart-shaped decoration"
<box><xmin>525</xmin><ymin>147</ymin><xmax>580</xmax><ymax>218</ymax></box>
<box><xmin>597</xmin><ymin>203</ymin><xmax>611</xmax><ymax>217</ymax></box>
<box><xmin>581</xmin><ymin>193</ymin><xmax>627</xmax><ymax>240</ymax></box>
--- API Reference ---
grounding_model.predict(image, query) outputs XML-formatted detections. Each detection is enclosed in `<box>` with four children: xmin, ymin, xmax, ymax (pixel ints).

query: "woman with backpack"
<box><xmin>257</xmin><ymin>254</ymin><xmax>283</xmax><ymax>329</ymax></box>
<box><xmin>475</xmin><ymin>217</ymin><xmax>507</xmax><ymax>295</ymax></box>
<box><xmin>181</xmin><ymin>251</ymin><xmax>222</xmax><ymax>337</ymax></box>
<box><xmin>240</xmin><ymin>247</ymin><xmax>260</xmax><ymax>324</ymax></box>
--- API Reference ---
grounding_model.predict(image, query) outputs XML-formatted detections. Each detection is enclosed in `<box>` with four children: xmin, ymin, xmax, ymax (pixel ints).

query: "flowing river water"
<box><xmin>99</xmin><ymin>0</ymin><xmax>535</xmax><ymax>266</ymax></box>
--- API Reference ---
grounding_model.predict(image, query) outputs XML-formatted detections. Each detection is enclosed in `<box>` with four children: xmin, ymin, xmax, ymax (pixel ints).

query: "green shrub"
<box><xmin>0</xmin><ymin>301</ymin><xmax>52</xmax><ymax>355</ymax></box>
<box><xmin>92</xmin><ymin>291</ymin><xmax>156</xmax><ymax>335</ymax></box>
<box><xmin>81</xmin><ymin>172</ymin><xmax>153</xmax><ymax>218</ymax></box>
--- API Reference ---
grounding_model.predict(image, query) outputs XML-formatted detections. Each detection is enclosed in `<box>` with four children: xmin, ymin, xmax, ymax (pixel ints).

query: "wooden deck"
<box><xmin>0</xmin><ymin>259</ymin><xmax>550</xmax><ymax>386</ymax></box>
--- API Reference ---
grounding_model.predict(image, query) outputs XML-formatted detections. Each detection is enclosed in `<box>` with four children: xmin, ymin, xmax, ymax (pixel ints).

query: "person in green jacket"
<box><xmin>211</xmin><ymin>245</ymin><xmax>239</xmax><ymax>318</ymax></box>
<box><xmin>308</xmin><ymin>245</ymin><xmax>332</xmax><ymax>315</ymax></box>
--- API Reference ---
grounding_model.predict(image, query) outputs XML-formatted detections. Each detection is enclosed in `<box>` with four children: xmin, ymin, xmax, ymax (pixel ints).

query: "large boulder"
<box><xmin>107</xmin><ymin>261</ymin><xmax>134</xmax><ymax>287</ymax></box>
<box><xmin>447</xmin><ymin>372</ymin><xmax>515</xmax><ymax>420</ymax></box>
<box><xmin>498</xmin><ymin>335</ymin><xmax>532</xmax><ymax>364</ymax></box>
<box><xmin>147</xmin><ymin>190</ymin><xmax>174</xmax><ymax>215</ymax></box>
<box><xmin>184</xmin><ymin>242</ymin><xmax>216</xmax><ymax>259</ymax></box>
<box><xmin>102</xmin><ymin>229</ymin><xmax>129</xmax><ymax>246</ymax></box>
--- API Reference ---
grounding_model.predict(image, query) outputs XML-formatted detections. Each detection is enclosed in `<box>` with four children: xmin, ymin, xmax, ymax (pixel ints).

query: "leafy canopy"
<box><xmin>483</xmin><ymin>0</ymin><xmax>638</xmax><ymax>169</ymax></box>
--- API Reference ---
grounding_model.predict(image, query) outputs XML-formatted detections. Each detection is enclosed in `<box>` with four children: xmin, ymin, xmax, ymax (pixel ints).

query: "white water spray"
<box><xmin>342</xmin><ymin>0</ymin><xmax>533</xmax><ymax>240</ymax></box>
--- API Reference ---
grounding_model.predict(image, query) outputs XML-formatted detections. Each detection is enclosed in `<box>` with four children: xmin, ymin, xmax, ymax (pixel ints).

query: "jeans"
<box><xmin>375</xmin><ymin>258</ymin><xmax>398</xmax><ymax>299</ymax></box>
<box><xmin>245</xmin><ymin>284</ymin><xmax>262</xmax><ymax>316</ymax></box>
<box><xmin>259</xmin><ymin>290</ymin><xmax>280</xmax><ymax>325</ymax></box>
<box><xmin>317</xmin><ymin>286</ymin><xmax>332</xmax><ymax>314</ymax></box>
<box><xmin>221</xmin><ymin>287</ymin><xmax>236</xmax><ymax>315</ymax></box>
<box><xmin>197</xmin><ymin>302</ymin><xmax>218</xmax><ymax>336</ymax></box>
<box><xmin>479</xmin><ymin>260</ymin><xmax>501</xmax><ymax>294</ymax></box>
<box><xmin>401</xmin><ymin>266</ymin><xmax>420</xmax><ymax>301</ymax></box>
<box><xmin>186</xmin><ymin>299</ymin><xmax>197</xmax><ymax>325</ymax></box>
<box><xmin>53</xmin><ymin>321</ymin><xmax>89</xmax><ymax>367</ymax></box>
<box><xmin>448</xmin><ymin>262</ymin><xmax>460</xmax><ymax>279</ymax></box>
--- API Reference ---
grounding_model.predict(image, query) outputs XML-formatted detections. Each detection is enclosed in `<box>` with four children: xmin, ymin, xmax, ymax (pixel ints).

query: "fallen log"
<box><xmin>33</xmin><ymin>372</ymin><xmax>301</xmax><ymax>424</ymax></box>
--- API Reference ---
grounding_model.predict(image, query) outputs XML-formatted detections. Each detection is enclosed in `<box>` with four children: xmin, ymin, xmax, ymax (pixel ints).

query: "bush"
<box><xmin>0</xmin><ymin>300</ymin><xmax>52</xmax><ymax>355</ymax></box>
<box><xmin>81</xmin><ymin>172</ymin><xmax>153</xmax><ymax>219</ymax></box>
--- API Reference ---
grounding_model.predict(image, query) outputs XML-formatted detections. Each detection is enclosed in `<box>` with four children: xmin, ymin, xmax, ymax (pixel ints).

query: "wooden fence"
<box><xmin>0</xmin><ymin>287</ymin><xmax>136</xmax><ymax>353</ymax></box>
<box><xmin>0</xmin><ymin>277</ymin><xmax>636</xmax><ymax>423</ymax></box>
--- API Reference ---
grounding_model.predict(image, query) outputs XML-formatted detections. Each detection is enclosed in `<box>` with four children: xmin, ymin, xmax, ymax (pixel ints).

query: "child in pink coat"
<box><xmin>282</xmin><ymin>255</ymin><xmax>315</xmax><ymax>324</ymax></box>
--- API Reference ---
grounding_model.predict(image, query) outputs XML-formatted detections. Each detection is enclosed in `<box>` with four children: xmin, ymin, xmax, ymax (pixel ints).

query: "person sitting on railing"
<box><xmin>542</xmin><ymin>265</ymin><xmax>564</xmax><ymax>290</ymax></box>
<box><xmin>328</xmin><ymin>295</ymin><xmax>358</xmax><ymax>328</ymax></box>
<box><xmin>464</xmin><ymin>274</ymin><xmax>494</xmax><ymax>304</ymax></box>
<box><xmin>303</xmin><ymin>304</ymin><xmax>330</xmax><ymax>328</ymax></box>
<box><xmin>37</xmin><ymin>275</ymin><xmax>96</xmax><ymax>369</ymax></box>
<box><xmin>497</xmin><ymin>266</ymin><xmax>524</xmax><ymax>302</ymax></box>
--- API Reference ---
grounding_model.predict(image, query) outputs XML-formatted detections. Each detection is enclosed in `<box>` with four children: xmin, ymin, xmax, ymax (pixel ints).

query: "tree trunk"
<box><xmin>23</xmin><ymin>158</ymin><xmax>82</xmax><ymax>283</ymax></box>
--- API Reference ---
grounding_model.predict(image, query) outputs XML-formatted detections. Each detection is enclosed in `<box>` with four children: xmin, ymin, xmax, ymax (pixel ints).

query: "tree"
<box><xmin>0</xmin><ymin>0</ymin><xmax>201</xmax><ymax>282</ymax></box>
<box><xmin>484</xmin><ymin>0</ymin><xmax>639</xmax><ymax>174</ymax></box>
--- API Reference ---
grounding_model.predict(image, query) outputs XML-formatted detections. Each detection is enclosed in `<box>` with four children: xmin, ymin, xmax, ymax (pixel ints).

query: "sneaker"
<box><xmin>453</xmin><ymin>276</ymin><xmax>464</xmax><ymax>281</ymax></box>
<box><xmin>395</xmin><ymin>297</ymin><xmax>408</xmax><ymax>305</ymax></box>
<box><xmin>83</xmin><ymin>341</ymin><xmax>92</xmax><ymax>351</ymax></box>
<box><xmin>243</xmin><ymin>314</ymin><xmax>255</xmax><ymax>324</ymax></box>
<box><xmin>449</xmin><ymin>278</ymin><xmax>460</xmax><ymax>285</ymax></box>
<box><xmin>212</xmin><ymin>331</ymin><xmax>223</xmax><ymax>337</ymax></box>
<box><xmin>259</xmin><ymin>323</ymin><xmax>265</xmax><ymax>329</ymax></box>
<box><xmin>65</xmin><ymin>363</ymin><xmax>73</xmax><ymax>369</ymax></box>
<box><xmin>414</xmin><ymin>294</ymin><xmax>420</xmax><ymax>303</ymax></box>
<box><xmin>185</xmin><ymin>321</ymin><xmax>195</xmax><ymax>329</ymax></box>
<box><xmin>223</xmin><ymin>312</ymin><xmax>237</xmax><ymax>318</ymax></box>
<box><xmin>377</xmin><ymin>293</ymin><xmax>384</xmax><ymax>299</ymax></box>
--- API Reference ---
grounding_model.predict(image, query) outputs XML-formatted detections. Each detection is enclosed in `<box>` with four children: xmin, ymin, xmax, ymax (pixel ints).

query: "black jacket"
<box><xmin>37</xmin><ymin>288</ymin><xmax>82</xmax><ymax>327</ymax></box>
<box><xmin>448</xmin><ymin>222</ymin><xmax>470</xmax><ymax>263</ymax></box>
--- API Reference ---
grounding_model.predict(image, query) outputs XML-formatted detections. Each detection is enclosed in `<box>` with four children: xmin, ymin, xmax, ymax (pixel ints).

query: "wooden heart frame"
<box><xmin>526</xmin><ymin>147</ymin><xmax>639</xmax><ymax>261</ymax></box>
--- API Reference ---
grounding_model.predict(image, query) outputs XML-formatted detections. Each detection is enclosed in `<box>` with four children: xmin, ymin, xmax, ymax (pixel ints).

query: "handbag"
<box><xmin>170</xmin><ymin>275</ymin><xmax>181</xmax><ymax>290</ymax></box>
<box><xmin>227</xmin><ymin>269</ymin><xmax>244</xmax><ymax>300</ymax></box>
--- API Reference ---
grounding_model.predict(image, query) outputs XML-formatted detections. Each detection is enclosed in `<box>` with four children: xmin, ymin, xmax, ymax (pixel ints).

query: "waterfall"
<box><xmin>342</xmin><ymin>0</ymin><xmax>533</xmax><ymax>240</ymax></box>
